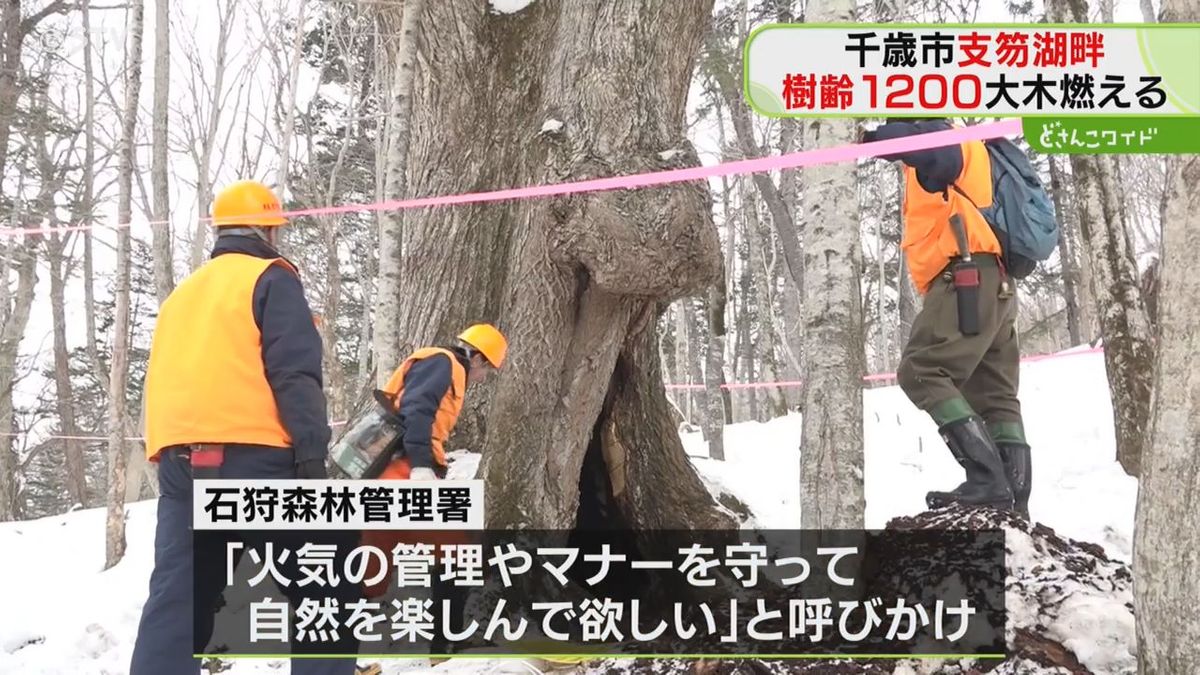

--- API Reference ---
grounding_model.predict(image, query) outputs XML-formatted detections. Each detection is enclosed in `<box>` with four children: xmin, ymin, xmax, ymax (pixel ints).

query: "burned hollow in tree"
<box><xmin>377</xmin><ymin>0</ymin><xmax>738</xmax><ymax>542</ymax></box>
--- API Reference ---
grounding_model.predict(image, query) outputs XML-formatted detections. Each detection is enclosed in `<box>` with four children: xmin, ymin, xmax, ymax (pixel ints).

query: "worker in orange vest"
<box><xmin>130</xmin><ymin>180</ymin><xmax>357</xmax><ymax>674</ymax></box>
<box><xmin>333</xmin><ymin>324</ymin><xmax>505</xmax><ymax>660</ymax></box>
<box><xmin>863</xmin><ymin>119</ymin><xmax>1029</xmax><ymax>516</ymax></box>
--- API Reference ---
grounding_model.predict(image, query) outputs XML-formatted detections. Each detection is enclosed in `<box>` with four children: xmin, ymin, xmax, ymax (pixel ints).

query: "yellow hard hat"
<box><xmin>458</xmin><ymin>323</ymin><xmax>507</xmax><ymax>368</ymax></box>
<box><xmin>211</xmin><ymin>180</ymin><xmax>287</xmax><ymax>227</ymax></box>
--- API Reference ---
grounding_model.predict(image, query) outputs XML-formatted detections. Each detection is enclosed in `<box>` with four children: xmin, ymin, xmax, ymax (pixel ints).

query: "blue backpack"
<box><xmin>955</xmin><ymin>138</ymin><xmax>1060</xmax><ymax>279</ymax></box>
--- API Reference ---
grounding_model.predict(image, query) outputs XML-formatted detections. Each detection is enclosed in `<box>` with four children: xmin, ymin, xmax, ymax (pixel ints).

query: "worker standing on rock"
<box><xmin>862</xmin><ymin>119</ymin><xmax>1031</xmax><ymax>517</ymax></box>
<box><xmin>130</xmin><ymin>180</ymin><xmax>358</xmax><ymax>674</ymax></box>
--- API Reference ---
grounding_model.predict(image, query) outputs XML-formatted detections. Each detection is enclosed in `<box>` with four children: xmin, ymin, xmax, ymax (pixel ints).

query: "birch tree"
<box><xmin>1133</xmin><ymin>4</ymin><xmax>1198</xmax><ymax>671</ymax></box>
<box><xmin>150</xmin><ymin>0</ymin><xmax>173</xmax><ymax>304</ymax></box>
<box><xmin>799</xmin><ymin>0</ymin><xmax>865</xmax><ymax>529</ymax></box>
<box><xmin>373</xmin><ymin>0</ymin><xmax>423</xmax><ymax>386</ymax></box>
<box><xmin>106</xmin><ymin>0</ymin><xmax>144</xmax><ymax>569</ymax></box>
<box><xmin>1047</xmin><ymin>0</ymin><xmax>1156</xmax><ymax>477</ymax></box>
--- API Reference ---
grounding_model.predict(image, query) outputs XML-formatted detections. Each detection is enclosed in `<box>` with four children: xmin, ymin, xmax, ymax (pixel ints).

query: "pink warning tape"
<box><xmin>12</xmin><ymin>345</ymin><xmax>1103</xmax><ymax>441</ymax></box>
<box><xmin>0</xmin><ymin>119</ymin><xmax>1024</xmax><ymax>238</ymax></box>
<box><xmin>663</xmin><ymin>345</ymin><xmax>1106</xmax><ymax>391</ymax></box>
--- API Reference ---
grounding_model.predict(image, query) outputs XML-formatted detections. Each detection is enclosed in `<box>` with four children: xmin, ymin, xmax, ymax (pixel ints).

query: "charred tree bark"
<box><xmin>799</xmin><ymin>0</ymin><xmax>865</xmax><ymax>530</ymax></box>
<box><xmin>107</xmin><ymin>0</ymin><xmax>144</xmax><ymax>569</ymax></box>
<box><xmin>382</xmin><ymin>0</ymin><xmax>732</xmax><ymax>533</ymax></box>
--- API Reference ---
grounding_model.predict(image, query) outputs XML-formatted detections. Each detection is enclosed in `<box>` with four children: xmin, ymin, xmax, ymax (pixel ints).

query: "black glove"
<box><xmin>296</xmin><ymin>458</ymin><xmax>328</xmax><ymax>480</ymax></box>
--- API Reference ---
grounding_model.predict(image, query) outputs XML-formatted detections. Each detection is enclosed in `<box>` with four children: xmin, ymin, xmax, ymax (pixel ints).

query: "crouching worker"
<box><xmin>332</xmin><ymin>324</ymin><xmax>506</xmax><ymax>653</ymax></box>
<box><xmin>862</xmin><ymin>119</ymin><xmax>1031</xmax><ymax>517</ymax></box>
<box><xmin>130</xmin><ymin>180</ymin><xmax>359</xmax><ymax>674</ymax></box>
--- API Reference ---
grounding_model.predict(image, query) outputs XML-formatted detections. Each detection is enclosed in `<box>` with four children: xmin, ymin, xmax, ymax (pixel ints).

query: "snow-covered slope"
<box><xmin>0</xmin><ymin>347</ymin><xmax>1136</xmax><ymax>674</ymax></box>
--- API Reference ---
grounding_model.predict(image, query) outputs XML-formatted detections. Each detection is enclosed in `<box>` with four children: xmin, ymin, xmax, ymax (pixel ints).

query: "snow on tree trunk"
<box><xmin>149</xmin><ymin>0</ymin><xmax>173</xmax><ymax>305</ymax></box>
<box><xmin>798</xmin><ymin>0</ymin><xmax>865</xmax><ymax>530</ymax></box>
<box><xmin>1134</xmin><ymin>5</ymin><xmax>1198</xmax><ymax>671</ymax></box>
<box><xmin>373</xmin><ymin>0</ymin><xmax>423</xmax><ymax>386</ymax></box>
<box><xmin>106</xmin><ymin>0</ymin><xmax>144</xmax><ymax>569</ymax></box>
<box><xmin>381</xmin><ymin>0</ymin><xmax>733</xmax><ymax>534</ymax></box>
<box><xmin>1047</xmin><ymin>0</ymin><xmax>1155</xmax><ymax>479</ymax></box>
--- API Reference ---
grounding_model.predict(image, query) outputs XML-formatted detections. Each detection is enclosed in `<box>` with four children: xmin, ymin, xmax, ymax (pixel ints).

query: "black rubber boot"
<box><xmin>998</xmin><ymin>442</ymin><xmax>1031</xmax><ymax>518</ymax></box>
<box><xmin>926</xmin><ymin>416</ymin><xmax>1014</xmax><ymax>510</ymax></box>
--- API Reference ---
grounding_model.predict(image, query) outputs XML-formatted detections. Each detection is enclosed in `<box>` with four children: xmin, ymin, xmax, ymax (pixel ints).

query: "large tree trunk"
<box><xmin>799</xmin><ymin>0</ymin><xmax>865</xmax><ymax>530</ymax></box>
<box><xmin>1133</xmin><ymin>8</ymin><xmax>1197</xmax><ymax>675</ymax></box>
<box><xmin>106</xmin><ymin>0</ymin><xmax>144</xmax><ymax>569</ymax></box>
<box><xmin>373</xmin><ymin>0</ymin><xmax>423</xmax><ymax>386</ymax></box>
<box><xmin>382</xmin><ymin>0</ymin><xmax>732</xmax><ymax>534</ymax></box>
<box><xmin>149</xmin><ymin>0</ymin><xmax>173</xmax><ymax>304</ymax></box>
<box><xmin>1047</xmin><ymin>0</ymin><xmax>1155</xmax><ymax>478</ymax></box>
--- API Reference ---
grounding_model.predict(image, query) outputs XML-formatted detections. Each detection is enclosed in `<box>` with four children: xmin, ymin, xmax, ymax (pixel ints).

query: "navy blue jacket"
<box><xmin>211</xmin><ymin>235</ymin><xmax>330</xmax><ymax>464</ymax></box>
<box><xmin>397</xmin><ymin>347</ymin><xmax>470</xmax><ymax>471</ymax></box>
<box><xmin>864</xmin><ymin>119</ymin><xmax>964</xmax><ymax>195</ymax></box>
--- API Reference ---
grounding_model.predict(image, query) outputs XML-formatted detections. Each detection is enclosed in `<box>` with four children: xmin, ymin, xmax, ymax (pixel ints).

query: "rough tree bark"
<box><xmin>1132</xmin><ymin>8</ymin><xmax>1197</xmax><ymax>675</ymax></box>
<box><xmin>799</xmin><ymin>0</ymin><xmax>865</xmax><ymax>530</ymax></box>
<box><xmin>373</xmin><ymin>0</ymin><xmax>423</xmax><ymax>386</ymax></box>
<box><xmin>1048</xmin><ymin>0</ymin><xmax>1156</xmax><ymax>477</ymax></box>
<box><xmin>150</xmin><ymin>0</ymin><xmax>172</xmax><ymax>304</ymax></box>
<box><xmin>106</xmin><ymin>0</ymin><xmax>144</xmax><ymax>569</ymax></box>
<box><xmin>381</xmin><ymin>0</ymin><xmax>733</xmax><ymax>534</ymax></box>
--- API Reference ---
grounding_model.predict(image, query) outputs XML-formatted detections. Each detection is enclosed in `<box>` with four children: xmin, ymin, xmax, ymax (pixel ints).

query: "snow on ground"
<box><xmin>685</xmin><ymin>346</ymin><xmax>1136</xmax><ymax>561</ymax></box>
<box><xmin>0</xmin><ymin>347</ymin><xmax>1136</xmax><ymax>674</ymax></box>
<box><xmin>488</xmin><ymin>0</ymin><xmax>536</xmax><ymax>15</ymax></box>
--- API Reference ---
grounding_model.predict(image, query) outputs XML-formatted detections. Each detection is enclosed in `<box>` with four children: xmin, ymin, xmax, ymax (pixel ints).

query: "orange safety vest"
<box><xmin>143</xmin><ymin>253</ymin><xmax>296</xmax><ymax>461</ymax></box>
<box><xmin>377</xmin><ymin>346</ymin><xmax>467</xmax><ymax>477</ymax></box>
<box><xmin>900</xmin><ymin>137</ymin><xmax>1001</xmax><ymax>295</ymax></box>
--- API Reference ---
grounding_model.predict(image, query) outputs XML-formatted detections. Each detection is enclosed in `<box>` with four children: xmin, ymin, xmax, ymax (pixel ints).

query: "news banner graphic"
<box><xmin>744</xmin><ymin>24</ymin><xmax>1200</xmax><ymax>154</ymax></box>
<box><xmin>193</xmin><ymin>480</ymin><xmax>1006</xmax><ymax>659</ymax></box>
